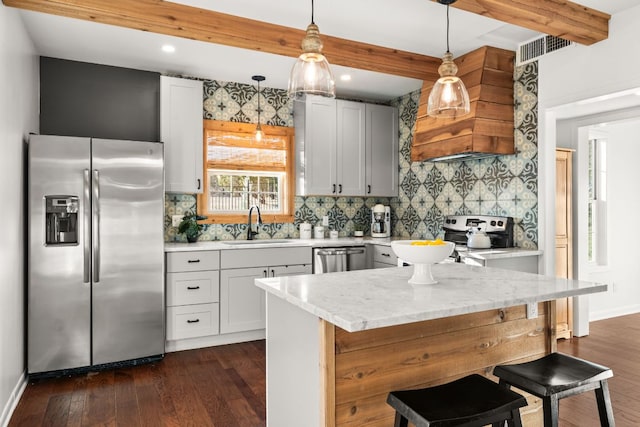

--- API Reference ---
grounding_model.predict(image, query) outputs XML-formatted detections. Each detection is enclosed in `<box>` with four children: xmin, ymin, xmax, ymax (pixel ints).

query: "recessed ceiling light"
<box><xmin>162</xmin><ymin>45</ymin><xmax>176</xmax><ymax>53</ymax></box>
<box><xmin>340</xmin><ymin>74</ymin><xmax>352</xmax><ymax>82</ymax></box>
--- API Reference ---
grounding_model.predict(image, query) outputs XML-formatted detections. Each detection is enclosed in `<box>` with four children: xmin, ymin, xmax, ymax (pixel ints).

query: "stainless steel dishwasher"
<box><xmin>313</xmin><ymin>246</ymin><xmax>367</xmax><ymax>274</ymax></box>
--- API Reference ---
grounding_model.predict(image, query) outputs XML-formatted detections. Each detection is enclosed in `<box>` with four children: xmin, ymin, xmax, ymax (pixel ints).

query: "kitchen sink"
<box><xmin>222</xmin><ymin>239</ymin><xmax>298</xmax><ymax>246</ymax></box>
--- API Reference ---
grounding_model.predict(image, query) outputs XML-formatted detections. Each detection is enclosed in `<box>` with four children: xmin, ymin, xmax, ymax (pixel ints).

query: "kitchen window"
<box><xmin>587</xmin><ymin>136</ymin><xmax>607</xmax><ymax>266</ymax></box>
<box><xmin>197</xmin><ymin>120</ymin><xmax>295</xmax><ymax>224</ymax></box>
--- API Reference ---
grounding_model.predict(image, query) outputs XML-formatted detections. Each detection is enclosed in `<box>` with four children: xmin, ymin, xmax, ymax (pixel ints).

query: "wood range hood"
<box><xmin>412</xmin><ymin>46</ymin><xmax>516</xmax><ymax>163</ymax></box>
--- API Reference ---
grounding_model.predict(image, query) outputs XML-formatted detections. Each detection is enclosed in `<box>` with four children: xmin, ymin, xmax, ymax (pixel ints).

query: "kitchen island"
<box><xmin>255</xmin><ymin>263</ymin><xmax>607</xmax><ymax>427</ymax></box>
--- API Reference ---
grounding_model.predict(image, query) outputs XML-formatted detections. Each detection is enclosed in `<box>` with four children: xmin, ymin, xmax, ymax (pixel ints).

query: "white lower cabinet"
<box><xmin>167</xmin><ymin>303</ymin><xmax>219</xmax><ymax>340</ymax></box>
<box><xmin>165</xmin><ymin>246</ymin><xmax>312</xmax><ymax>351</ymax></box>
<box><xmin>220</xmin><ymin>267</ymin><xmax>267</xmax><ymax>334</ymax></box>
<box><xmin>220</xmin><ymin>263</ymin><xmax>312</xmax><ymax>334</ymax></box>
<box><xmin>371</xmin><ymin>244</ymin><xmax>398</xmax><ymax>268</ymax></box>
<box><xmin>166</xmin><ymin>251</ymin><xmax>220</xmax><ymax>343</ymax></box>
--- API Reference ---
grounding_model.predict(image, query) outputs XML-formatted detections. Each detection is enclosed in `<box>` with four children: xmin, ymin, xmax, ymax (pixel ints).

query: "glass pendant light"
<box><xmin>427</xmin><ymin>0</ymin><xmax>470</xmax><ymax>118</ymax></box>
<box><xmin>287</xmin><ymin>0</ymin><xmax>335</xmax><ymax>100</ymax></box>
<box><xmin>252</xmin><ymin>75</ymin><xmax>265</xmax><ymax>142</ymax></box>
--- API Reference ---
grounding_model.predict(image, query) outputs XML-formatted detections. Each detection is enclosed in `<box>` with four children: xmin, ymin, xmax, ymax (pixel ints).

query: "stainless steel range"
<box><xmin>443</xmin><ymin>215</ymin><xmax>514</xmax><ymax>248</ymax></box>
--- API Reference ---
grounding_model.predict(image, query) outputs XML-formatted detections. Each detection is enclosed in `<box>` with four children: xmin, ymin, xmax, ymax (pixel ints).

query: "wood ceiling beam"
<box><xmin>2</xmin><ymin>0</ymin><xmax>441</xmax><ymax>81</ymax></box>
<box><xmin>445</xmin><ymin>0</ymin><xmax>609</xmax><ymax>46</ymax></box>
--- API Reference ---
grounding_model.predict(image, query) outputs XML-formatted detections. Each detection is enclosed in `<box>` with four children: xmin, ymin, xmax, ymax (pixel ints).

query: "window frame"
<box><xmin>197</xmin><ymin>119</ymin><xmax>295</xmax><ymax>224</ymax></box>
<box><xmin>587</xmin><ymin>136</ymin><xmax>608</xmax><ymax>267</ymax></box>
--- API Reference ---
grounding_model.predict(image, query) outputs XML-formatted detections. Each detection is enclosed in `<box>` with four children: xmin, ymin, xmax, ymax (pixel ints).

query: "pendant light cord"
<box><xmin>311</xmin><ymin>0</ymin><xmax>315</xmax><ymax>24</ymax></box>
<box><xmin>446</xmin><ymin>4</ymin><xmax>450</xmax><ymax>54</ymax></box>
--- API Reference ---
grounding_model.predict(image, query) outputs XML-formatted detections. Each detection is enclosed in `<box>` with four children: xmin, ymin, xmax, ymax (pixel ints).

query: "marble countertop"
<box><xmin>457</xmin><ymin>247</ymin><xmax>543</xmax><ymax>260</ymax></box>
<box><xmin>164</xmin><ymin>237</ymin><xmax>394</xmax><ymax>252</ymax></box>
<box><xmin>254</xmin><ymin>263</ymin><xmax>606</xmax><ymax>332</ymax></box>
<box><xmin>165</xmin><ymin>238</ymin><xmax>541</xmax><ymax>260</ymax></box>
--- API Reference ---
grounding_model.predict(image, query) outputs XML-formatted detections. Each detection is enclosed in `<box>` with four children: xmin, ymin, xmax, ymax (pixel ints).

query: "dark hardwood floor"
<box><xmin>557</xmin><ymin>313</ymin><xmax>640</xmax><ymax>427</ymax></box>
<box><xmin>9</xmin><ymin>313</ymin><xmax>640</xmax><ymax>426</ymax></box>
<box><xmin>9</xmin><ymin>340</ymin><xmax>267</xmax><ymax>427</ymax></box>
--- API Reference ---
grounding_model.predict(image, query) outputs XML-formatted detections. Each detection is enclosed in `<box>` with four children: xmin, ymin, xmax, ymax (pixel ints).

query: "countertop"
<box><xmin>165</xmin><ymin>237</ymin><xmax>393</xmax><ymax>252</ymax></box>
<box><xmin>165</xmin><ymin>237</ymin><xmax>541</xmax><ymax>259</ymax></box>
<box><xmin>457</xmin><ymin>247</ymin><xmax>542</xmax><ymax>260</ymax></box>
<box><xmin>254</xmin><ymin>263</ymin><xmax>606</xmax><ymax>332</ymax></box>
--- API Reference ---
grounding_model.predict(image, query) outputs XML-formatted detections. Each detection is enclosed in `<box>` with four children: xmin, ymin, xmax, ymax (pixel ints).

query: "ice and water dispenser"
<box><xmin>45</xmin><ymin>195</ymin><xmax>79</xmax><ymax>245</ymax></box>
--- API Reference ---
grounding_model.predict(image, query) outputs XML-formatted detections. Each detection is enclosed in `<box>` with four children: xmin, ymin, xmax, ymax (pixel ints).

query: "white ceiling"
<box><xmin>14</xmin><ymin>0</ymin><xmax>640</xmax><ymax>102</ymax></box>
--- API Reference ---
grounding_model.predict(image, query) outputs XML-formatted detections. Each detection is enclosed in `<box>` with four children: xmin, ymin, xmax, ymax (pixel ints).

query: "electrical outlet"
<box><xmin>322</xmin><ymin>215</ymin><xmax>329</xmax><ymax>226</ymax></box>
<box><xmin>526</xmin><ymin>302</ymin><xmax>538</xmax><ymax>319</ymax></box>
<box><xmin>172</xmin><ymin>215</ymin><xmax>184</xmax><ymax>227</ymax></box>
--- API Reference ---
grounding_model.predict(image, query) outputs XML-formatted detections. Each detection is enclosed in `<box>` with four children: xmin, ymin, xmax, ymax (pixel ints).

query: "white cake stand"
<box><xmin>390</xmin><ymin>241</ymin><xmax>455</xmax><ymax>285</ymax></box>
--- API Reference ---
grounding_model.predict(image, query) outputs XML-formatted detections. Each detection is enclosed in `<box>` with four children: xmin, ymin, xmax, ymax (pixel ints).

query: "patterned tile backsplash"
<box><xmin>165</xmin><ymin>62</ymin><xmax>538</xmax><ymax>248</ymax></box>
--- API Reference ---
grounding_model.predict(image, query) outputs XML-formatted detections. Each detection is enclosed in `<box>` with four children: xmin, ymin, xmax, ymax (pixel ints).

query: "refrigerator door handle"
<box><xmin>92</xmin><ymin>169</ymin><xmax>100</xmax><ymax>283</ymax></box>
<box><xmin>83</xmin><ymin>169</ymin><xmax>91</xmax><ymax>283</ymax></box>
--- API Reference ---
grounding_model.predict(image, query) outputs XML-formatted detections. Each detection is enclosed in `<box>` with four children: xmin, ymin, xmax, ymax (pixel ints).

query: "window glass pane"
<box><xmin>588</xmin><ymin>202</ymin><xmax>594</xmax><ymax>262</ymax></box>
<box><xmin>586</xmin><ymin>136</ymin><xmax>608</xmax><ymax>266</ymax></box>
<box><xmin>588</xmin><ymin>139</ymin><xmax>595</xmax><ymax>200</ymax></box>
<box><xmin>207</xmin><ymin>170</ymin><xmax>283</xmax><ymax>213</ymax></box>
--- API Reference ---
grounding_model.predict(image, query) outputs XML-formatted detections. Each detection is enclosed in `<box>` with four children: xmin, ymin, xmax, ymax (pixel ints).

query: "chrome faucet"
<box><xmin>247</xmin><ymin>205</ymin><xmax>263</xmax><ymax>240</ymax></box>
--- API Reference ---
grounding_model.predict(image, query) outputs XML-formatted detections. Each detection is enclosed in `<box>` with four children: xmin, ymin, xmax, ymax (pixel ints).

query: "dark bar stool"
<box><xmin>493</xmin><ymin>352</ymin><xmax>614</xmax><ymax>427</ymax></box>
<box><xmin>386</xmin><ymin>374</ymin><xmax>527</xmax><ymax>427</ymax></box>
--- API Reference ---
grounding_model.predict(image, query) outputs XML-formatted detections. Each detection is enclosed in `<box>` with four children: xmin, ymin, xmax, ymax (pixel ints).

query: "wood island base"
<box><xmin>266</xmin><ymin>294</ymin><xmax>557</xmax><ymax>427</ymax></box>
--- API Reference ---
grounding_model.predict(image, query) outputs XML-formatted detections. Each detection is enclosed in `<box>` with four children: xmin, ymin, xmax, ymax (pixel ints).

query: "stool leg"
<box><xmin>509</xmin><ymin>408</ymin><xmax>523</xmax><ymax>427</ymax></box>
<box><xmin>394</xmin><ymin>412</ymin><xmax>409</xmax><ymax>427</ymax></box>
<box><xmin>542</xmin><ymin>395</ymin><xmax>559</xmax><ymax>427</ymax></box>
<box><xmin>498</xmin><ymin>379</ymin><xmax>512</xmax><ymax>390</ymax></box>
<box><xmin>595</xmin><ymin>380</ymin><xmax>615</xmax><ymax>427</ymax></box>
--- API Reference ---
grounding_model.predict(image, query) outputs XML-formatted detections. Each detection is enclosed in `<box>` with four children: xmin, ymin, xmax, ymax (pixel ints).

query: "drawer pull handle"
<box><xmin>187</xmin><ymin>319</ymin><xmax>200</xmax><ymax>324</ymax></box>
<box><xmin>381</xmin><ymin>253</ymin><xmax>390</xmax><ymax>257</ymax></box>
<box><xmin>187</xmin><ymin>286</ymin><xmax>200</xmax><ymax>290</ymax></box>
<box><xmin>187</xmin><ymin>259</ymin><xmax>200</xmax><ymax>263</ymax></box>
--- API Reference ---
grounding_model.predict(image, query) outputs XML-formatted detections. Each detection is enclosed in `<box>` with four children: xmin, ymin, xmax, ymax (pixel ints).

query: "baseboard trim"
<box><xmin>166</xmin><ymin>330</ymin><xmax>265</xmax><ymax>352</ymax></box>
<box><xmin>590</xmin><ymin>305</ymin><xmax>640</xmax><ymax>322</ymax></box>
<box><xmin>1</xmin><ymin>371</ymin><xmax>26</xmax><ymax>427</ymax></box>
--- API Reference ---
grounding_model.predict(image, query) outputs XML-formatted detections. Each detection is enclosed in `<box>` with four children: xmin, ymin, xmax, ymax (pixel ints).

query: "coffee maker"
<box><xmin>371</xmin><ymin>204</ymin><xmax>391</xmax><ymax>238</ymax></box>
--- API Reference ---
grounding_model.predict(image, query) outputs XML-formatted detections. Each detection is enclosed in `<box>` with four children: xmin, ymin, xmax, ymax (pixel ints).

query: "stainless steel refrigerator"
<box><xmin>28</xmin><ymin>134</ymin><xmax>165</xmax><ymax>375</ymax></box>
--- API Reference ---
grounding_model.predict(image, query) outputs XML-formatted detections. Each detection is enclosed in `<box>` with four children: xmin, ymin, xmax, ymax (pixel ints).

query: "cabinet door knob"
<box><xmin>197</xmin><ymin>178</ymin><xmax>201</xmax><ymax>190</ymax></box>
<box><xmin>338</xmin><ymin>184</ymin><xmax>342</xmax><ymax>194</ymax></box>
<box><xmin>271</xmin><ymin>269</ymin><xmax>275</xmax><ymax>277</ymax></box>
<box><xmin>332</xmin><ymin>184</ymin><xmax>336</xmax><ymax>194</ymax></box>
<box><xmin>263</xmin><ymin>269</ymin><xmax>268</xmax><ymax>277</ymax></box>
<box><xmin>367</xmin><ymin>184</ymin><xmax>371</xmax><ymax>194</ymax></box>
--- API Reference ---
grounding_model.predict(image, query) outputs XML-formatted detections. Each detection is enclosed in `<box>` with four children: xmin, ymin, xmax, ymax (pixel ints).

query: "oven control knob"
<box><xmin>497</xmin><ymin>221</ymin><xmax>503</xmax><ymax>226</ymax></box>
<box><xmin>451</xmin><ymin>219</ymin><xmax>456</xmax><ymax>224</ymax></box>
<box><xmin>490</xmin><ymin>220</ymin><xmax>496</xmax><ymax>226</ymax></box>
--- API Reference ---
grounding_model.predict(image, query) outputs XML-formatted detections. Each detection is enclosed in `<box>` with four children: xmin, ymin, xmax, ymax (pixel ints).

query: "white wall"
<box><xmin>589</xmin><ymin>120</ymin><xmax>640</xmax><ymax>318</ymax></box>
<box><xmin>0</xmin><ymin>4</ymin><xmax>39</xmax><ymax>426</ymax></box>
<box><xmin>538</xmin><ymin>5</ymin><xmax>640</xmax><ymax>324</ymax></box>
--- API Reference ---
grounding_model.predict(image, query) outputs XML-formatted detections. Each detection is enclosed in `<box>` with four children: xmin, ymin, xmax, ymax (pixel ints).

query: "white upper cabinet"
<box><xmin>296</xmin><ymin>96</ymin><xmax>337</xmax><ymax>195</ymax></box>
<box><xmin>336</xmin><ymin>100</ymin><xmax>366</xmax><ymax>196</ymax></box>
<box><xmin>295</xmin><ymin>95</ymin><xmax>398</xmax><ymax>197</ymax></box>
<box><xmin>160</xmin><ymin>76</ymin><xmax>203</xmax><ymax>193</ymax></box>
<box><xmin>366</xmin><ymin>104</ymin><xmax>399</xmax><ymax>197</ymax></box>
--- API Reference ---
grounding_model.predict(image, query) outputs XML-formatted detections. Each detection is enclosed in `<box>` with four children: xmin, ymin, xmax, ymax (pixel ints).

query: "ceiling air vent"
<box><xmin>516</xmin><ymin>35</ymin><xmax>573</xmax><ymax>65</ymax></box>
